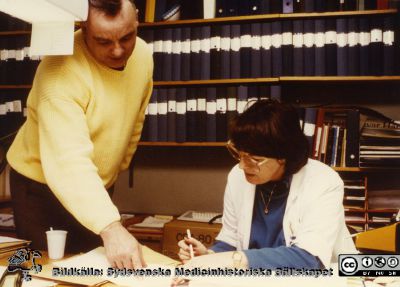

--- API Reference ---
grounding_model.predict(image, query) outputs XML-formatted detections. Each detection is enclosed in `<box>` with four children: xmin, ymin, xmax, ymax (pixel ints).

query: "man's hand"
<box><xmin>100</xmin><ymin>221</ymin><xmax>146</xmax><ymax>269</ymax></box>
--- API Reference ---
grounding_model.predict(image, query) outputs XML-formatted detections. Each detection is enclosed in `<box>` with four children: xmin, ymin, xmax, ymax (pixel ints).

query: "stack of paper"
<box><xmin>0</xmin><ymin>236</ymin><xmax>30</xmax><ymax>258</ymax></box>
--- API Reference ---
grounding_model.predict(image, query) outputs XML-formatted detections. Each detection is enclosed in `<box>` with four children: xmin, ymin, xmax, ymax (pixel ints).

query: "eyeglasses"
<box><xmin>226</xmin><ymin>140</ymin><xmax>271</xmax><ymax>173</ymax></box>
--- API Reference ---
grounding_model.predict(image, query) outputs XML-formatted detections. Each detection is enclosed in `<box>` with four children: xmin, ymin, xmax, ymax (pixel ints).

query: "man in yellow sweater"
<box><xmin>7</xmin><ymin>0</ymin><xmax>152</xmax><ymax>269</ymax></box>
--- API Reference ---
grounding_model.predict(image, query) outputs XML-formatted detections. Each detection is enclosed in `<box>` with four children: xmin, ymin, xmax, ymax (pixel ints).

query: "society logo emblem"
<box><xmin>387</xmin><ymin>257</ymin><xmax>399</xmax><ymax>268</ymax></box>
<box><xmin>341</xmin><ymin>257</ymin><xmax>358</xmax><ymax>274</ymax></box>
<box><xmin>374</xmin><ymin>257</ymin><xmax>386</xmax><ymax>268</ymax></box>
<box><xmin>362</xmin><ymin>257</ymin><xmax>373</xmax><ymax>268</ymax></box>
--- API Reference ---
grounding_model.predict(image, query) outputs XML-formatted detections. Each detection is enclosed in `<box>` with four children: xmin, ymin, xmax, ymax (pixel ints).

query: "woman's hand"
<box><xmin>177</xmin><ymin>237</ymin><xmax>208</xmax><ymax>262</ymax></box>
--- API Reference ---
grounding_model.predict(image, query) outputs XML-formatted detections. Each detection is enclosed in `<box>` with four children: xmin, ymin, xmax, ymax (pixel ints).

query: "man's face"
<box><xmin>83</xmin><ymin>0</ymin><xmax>138</xmax><ymax>69</ymax></box>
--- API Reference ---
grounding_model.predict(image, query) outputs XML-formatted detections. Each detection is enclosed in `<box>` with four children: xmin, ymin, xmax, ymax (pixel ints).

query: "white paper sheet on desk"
<box><xmin>0</xmin><ymin>236</ymin><xmax>22</xmax><ymax>244</ymax></box>
<box><xmin>55</xmin><ymin>246</ymin><xmax>177</xmax><ymax>287</ymax></box>
<box><xmin>0</xmin><ymin>266</ymin><xmax>57</xmax><ymax>287</ymax></box>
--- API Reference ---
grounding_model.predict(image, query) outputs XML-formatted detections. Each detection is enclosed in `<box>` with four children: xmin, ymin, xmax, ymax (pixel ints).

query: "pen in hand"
<box><xmin>186</xmin><ymin>229</ymin><xmax>194</xmax><ymax>259</ymax></box>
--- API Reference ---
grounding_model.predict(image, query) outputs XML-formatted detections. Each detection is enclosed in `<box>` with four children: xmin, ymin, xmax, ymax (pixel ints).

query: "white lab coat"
<box><xmin>216</xmin><ymin>159</ymin><xmax>357</xmax><ymax>268</ymax></box>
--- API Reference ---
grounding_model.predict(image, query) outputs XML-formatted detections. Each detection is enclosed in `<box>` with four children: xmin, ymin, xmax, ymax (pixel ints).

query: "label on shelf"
<box><xmin>168</xmin><ymin>100</ymin><xmax>176</xmax><ymax>112</ymax></box>
<box><xmin>371</xmin><ymin>29</ymin><xmax>383</xmax><ymax>42</ymax></box>
<box><xmin>206</xmin><ymin>102</ymin><xmax>217</xmax><ymax>114</ymax></box>
<box><xmin>359</xmin><ymin>32</ymin><xmax>371</xmax><ymax>47</ymax></box>
<box><xmin>163</xmin><ymin>40</ymin><xmax>173</xmax><ymax>54</ymax></box>
<box><xmin>15</xmin><ymin>49</ymin><xmax>24</xmax><ymax>61</ymax></box>
<box><xmin>197</xmin><ymin>98</ymin><xmax>206</xmax><ymax>111</ymax></box>
<box><xmin>227</xmin><ymin>98</ymin><xmax>236</xmax><ymax>111</ymax></box>
<box><xmin>200</xmin><ymin>38</ymin><xmax>210</xmax><ymax>53</ymax></box>
<box><xmin>216</xmin><ymin>98</ymin><xmax>227</xmax><ymax>111</ymax></box>
<box><xmin>240</xmin><ymin>34</ymin><xmax>252</xmax><ymax>48</ymax></box>
<box><xmin>383</xmin><ymin>31</ymin><xmax>395</xmax><ymax>45</ymax></box>
<box><xmin>157</xmin><ymin>102</ymin><xmax>168</xmax><ymax>115</ymax></box>
<box><xmin>148</xmin><ymin>103</ymin><xmax>157</xmax><ymax>115</ymax></box>
<box><xmin>0</xmin><ymin>104</ymin><xmax>6</xmax><ymax>115</ymax></box>
<box><xmin>282</xmin><ymin>32</ymin><xmax>293</xmax><ymax>45</ymax></box>
<box><xmin>303</xmin><ymin>32</ymin><xmax>314</xmax><ymax>48</ymax></box>
<box><xmin>325</xmin><ymin>31</ymin><xmax>336</xmax><ymax>44</ymax></box>
<box><xmin>190</xmin><ymin>39</ymin><xmax>201</xmax><ymax>53</ymax></box>
<box><xmin>315</xmin><ymin>32</ymin><xmax>325</xmax><ymax>48</ymax></box>
<box><xmin>272</xmin><ymin>33</ymin><xmax>282</xmax><ymax>48</ymax></box>
<box><xmin>251</xmin><ymin>35</ymin><xmax>261</xmax><ymax>50</ymax></box>
<box><xmin>0</xmin><ymin>50</ymin><xmax>8</xmax><ymax>60</ymax></box>
<box><xmin>261</xmin><ymin>35</ymin><xmax>271</xmax><ymax>49</ymax></box>
<box><xmin>348</xmin><ymin>31</ymin><xmax>359</xmax><ymax>47</ymax></box>
<box><xmin>182</xmin><ymin>40</ymin><xmax>191</xmax><ymax>54</ymax></box>
<box><xmin>293</xmin><ymin>33</ymin><xmax>304</xmax><ymax>48</ymax></box>
<box><xmin>176</xmin><ymin>102</ymin><xmax>186</xmax><ymax>114</ymax></box>
<box><xmin>229</xmin><ymin>37</ymin><xmax>239</xmax><ymax>52</ymax></box>
<box><xmin>337</xmin><ymin>32</ymin><xmax>348</xmax><ymax>47</ymax></box>
<box><xmin>172</xmin><ymin>40</ymin><xmax>181</xmax><ymax>54</ymax></box>
<box><xmin>153</xmin><ymin>39</ymin><xmax>163</xmax><ymax>53</ymax></box>
<box><xmin>13</xmin><ymin>100</ymin><xmax>22</xmax><ymax>112</ymax></box>
<box><xmin>187</xmin><ymin>99</ymin><xmax>196</xmax><ymax>111</ymax></box>
<box><xmin>210</xmin><ymin>36</ymin><xmax>220</xmax><ymax>49</ymax></box>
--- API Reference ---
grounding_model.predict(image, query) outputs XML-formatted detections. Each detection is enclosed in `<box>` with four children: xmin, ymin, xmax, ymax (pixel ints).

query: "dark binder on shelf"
<box><xmin>325</xmin><ymin>19</ymin><xmax>337</xmax><ymax>76</ymax></box>
<box><xmin>206</xmin><ymin>87</ymin><xmax>217</xmax><ymax>142</ymax></box>
<box><xmin>303</xmin><ymin>19</ymin><xmax>315</xmax><ymax>76</ymax></box>
<box><xmin>346</xmin><ymin>109</ymin><xmax>360</xmax><ymax>167</ymax></box>
<box><xmin>282</xmin><ymin>0</ymin><xmax>294</xmax><ymax>13</ymax></box>
<box><xmin>314</xmin><ymin>0</ymin><xmax>325</xmax><ymax>12</ymax></box>
<box><xmin>336</xmin><ymin>18</ymin><xmax>348</xmax><ymax>76</ymax></box>
<box><xmin>326</xmin><ymin>0</ymin><xmax>339</xmax><ymax>11</ymax></box>
<box><xmin>154</xmin><ymin>0</ymin><xmax>167</xmax><ymax>22</ymax></box>
<box><xmin>229</xmin><ymin>24</ymin><xmax>240</xmax><ymax>79</ymax></box>
<box><xmin>260</xmin><ymin>0</ymin><xmax>271</xmax><ymax>13</ymax></box>
<box><xmin>359</xmin><ymin>18</ymin><xmax>370</xmax><ymax>76</ymax></box>
<box><xmin>162</xmin><ymin>28</ymin><xmax>173</xmax><ymax>81</ymax></box>
<box><xmin>250</xmin><ymin>23</ymin><xmax>262</xmax><ymax>78</ymax></box>
<box><xmin>364</xmin><ymin>0</ymin><xmax>377</xmax><ymax>9</ymax></box>
<box><xmin>180</xmin><ymin>0</ymin><xmax>203</xmax><ymax>19</ymax></box>
<box><xmin>304</xmin><ymin>0</ymin><xmax>314</xmax><ymax>12</ymax></box>
<box><xmin>210</xmin><ymin>25</ymin><xmax>221</xmax><ymax>79</ymax></box>
<box><xmin>225</xmin><ymin>0</ymin><xmax>239</xmax><ymax>16</ymax></box>
<box><xmin>261</xmin><ymin>22</ymin><xmax>272</xmax><ymax>77</ymax></box>
<box><xmin>303</xmin><ymin>107</ymin><xmax>318</xmax><ymax>154</ymax></box>
<box><xmin>148</xmin><ymin>89</ymin><xmax>158</xmax><ymax>142</ymax></box>
<box><xmin>172</xmin><ymin>28</ymin><xmax>182</xmax><ymax>81</ymax></box>
<box><xmin>200</xmin><ymin>25</ymin><xmax>211</xmax><ymax>80</ymax></box>
<box><xmin>215</xmin><ymin>0</ymin><xmax>227</xmax><ymax>17</ymax></box>
<box><xmin>383</xmin><ymin>15</ymin><xmax>395</xmax><ymax>75</ymax></box>
<box><xmin>153</xmin><ymin>29</ymin><xmax>164</xmax><ymax>81</ymax></box>
<box><xmin>247</xmin><ymin>0</ymin><xmax>263</xmax><ymax>15</ymax></box>
<box><xmin>377</xmin><ymin>0</ymin><xmax>389</xmax><ymax>9</ymax></box>
<box><xmin>237</xmin><ymin>85</ymin><xmax>248</xmax><ymax>114</ymax></box>
<box><xmin>270</xmin><ymin>0</ymin><xmax>282</xmax><ymax>13</ymax></box>
<box><xmin>240</xmin><ymin>23</ymin><xmax>252</xmax><ymax>78</ymax></box>
<box><xmin>344</xmin><ymin>0</ymin><xmax>357</xmax><ymax>10</ymax></box>
<box><xmin>176</xmin><ymin>88</ymin><xmax>187</xmax><ymax>143</ymax></box>
<box><xmin>369</xmin><ymin>17</ymin><xmax>383</xmax><ymax>76</ymax></box>
<box><xmin>294</xmin><ymin>0</ymin><xmax>305</xmax><ymax>12</ymax></box>
<box><xmin>221</xmin><ymin>24</ymin><xmax>232</xmax><ymax>79</ymax></box>
<box><xmin>347</xmin><ymin>18</ymin><xmax>360</xmax><ymax>76</ymax></box>
<box><xmin>157</xmin><ymin>88</ymin><xmax>168</xmax><ymax>142</ymax></box>
<box><xmin>281</xmin><ymin>20</ymin><xmax>293</xmax><ymax>76</ymax></box>
<box><xmin>181</xmin><ymin>27</ymin><xmax>191</xmax><ymax>81</ymax></box>
<box><xmin>190</xmin><ymin>26</ymin><xmax>202</xmax><ymax>80</ymax></box>
<box><xmin>271</xmin><ymin>21</ymin><xmax>283</xmax><ymax>77</ymax></box>
<box><xmin>167</xmin><ymin>88</ymin><xmax>177</xmax><ymax>142</ymax></box>
<box><xmin>216</xmin><ymin>87</ymin><xmax>228</xmax><ymax>141</ymax></box>
<box><xmin>314</xmin><ymin>19</ymin><xmax>326</xmax><ymax>76</ymax></box>
<box><xmin>186</xmin><ymin>88</ymin><xmax>197</xmax><ymax>141</ymax></box>
<box><xmin>293</xmin><ymin>20</ymin><xmax>304</xmax><ymax>76</ymax></box>
<box><xmin>270</xmin><ymin>85</ymin><xmax>281</xmax><ymax>100</ymax></box>
<box><xmin>197</xmin><ymin>88</ymin><xmax>207</xmax><ymax>142</ymax></box>
<box><xmin>226</xmin><ymin>86</ymin><xmax>238</xmax><ymax>132</ymax></box>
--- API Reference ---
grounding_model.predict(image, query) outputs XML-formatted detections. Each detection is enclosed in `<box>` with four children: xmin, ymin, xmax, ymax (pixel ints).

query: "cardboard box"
<box><xmin>162</xmin><ymin>220</ymin><xmax>222</xmax><ymax>259</ymax></box>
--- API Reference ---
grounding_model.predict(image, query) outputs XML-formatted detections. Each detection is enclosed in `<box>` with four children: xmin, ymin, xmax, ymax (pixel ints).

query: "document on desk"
<box><xmin>36</xmin><ymin>246</ymin><xmax>179</xmax><ymax>287</ymax></box>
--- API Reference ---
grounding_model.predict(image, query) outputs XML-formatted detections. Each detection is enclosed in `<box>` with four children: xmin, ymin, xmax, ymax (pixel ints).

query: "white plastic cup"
<box><xmin>46</xmin><ymin>230</ymin><xmax>67</xmax><ymax>260</ymax></box>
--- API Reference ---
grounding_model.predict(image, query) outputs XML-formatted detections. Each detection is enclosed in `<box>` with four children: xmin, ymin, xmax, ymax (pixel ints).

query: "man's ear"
<box><xmin>277</xmin><ymin>159</ymin><xmax>286</xmax><ymax>165</ymax></box>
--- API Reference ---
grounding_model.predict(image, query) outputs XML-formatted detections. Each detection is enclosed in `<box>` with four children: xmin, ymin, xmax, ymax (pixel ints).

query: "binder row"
<box><xmin>0</xmin><ymin>97</ymin><xmax>25</xmax><ymax>139</ymax></box>
<box><xmin>298</xmin><ymin>107</ymin><xmax>360</xmax><ymax>167</ymax></box>
<box><xmin>144</xmin><ymin>0</ymin><xmax>395</xmax><ymax>22</ymax></box>
<box><xmin>214</xmin><ymin>0</ymin><xmax>393</xmax><ymax>16</ymax></box>
<box><xmin>141</xmin><ymin>85</ymin><xmax>281</xmax><ymax>142</ymax></box>
<box><xmin>141</xmin><ymin>15</ymin><xmax>398</xmax><ymax>80</ymax></box>
<box><xmin>0</xmin><ymin>37</ymin><xmax>42</xmax><ymax>85</ymax></box>
<box><xmin>0</xmin><ymin>12</ymin><xmax>31</xmax><ymax>31</ymax></box>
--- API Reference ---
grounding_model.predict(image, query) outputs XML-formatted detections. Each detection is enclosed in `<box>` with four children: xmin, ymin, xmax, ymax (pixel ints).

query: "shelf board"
<box><xmin>333</xmin><ymin>167</ymin><xmax>362</xmax><ymax>172</ymax></box>
<box><xmin>154</xmin><ymin>78</ymin><xmax>279</xmax><ymax>87</ymax></box>
<box><xmin>139</xmin><ymin>142</ymin><xmax>226</xmax><ymax>147</ymax></box>
<box><xmin>0</xmin><ymin>31</ymin><xmax>30</xmax><ymax>36</ymax></box>
<box><xmin>368</xmin><ymin>209</ymin><xmax>398</xmax><ymax>213</ymax></box>
<box><xmin>0</xmin><ymin>85</ymin><xmax>32</xmax><ymax>89</ymax></box>
<box><xmin>280</xmin><ymin>76</ymin><xmax>400</xmax><ymax>82</ymax></box>
<box><xmin>140</xmin><ymin>9</ymin><xmax>397</xmax><ymax>28</ymax></box>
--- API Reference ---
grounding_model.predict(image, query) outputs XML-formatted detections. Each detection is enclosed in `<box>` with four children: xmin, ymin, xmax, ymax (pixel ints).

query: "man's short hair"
<box><xmin>89</xmin><ymin>0</ymin><xmax>136</xmax><ymax>16</ymax></box>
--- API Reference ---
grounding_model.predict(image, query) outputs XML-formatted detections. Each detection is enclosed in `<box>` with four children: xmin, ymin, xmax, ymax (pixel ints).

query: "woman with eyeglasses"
<box><xmin>177</xmin><ymin>99</ymin><xmax>356</xmax><ymax>270</ymax></box>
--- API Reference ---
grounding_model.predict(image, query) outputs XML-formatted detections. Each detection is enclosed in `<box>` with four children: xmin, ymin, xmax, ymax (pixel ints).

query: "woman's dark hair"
<box><xmin>89</xmin><ymin>0</ymin><xmax>136</xmax><ymax>16</ymax></box>
<box><xmin>229</xmin><ymin>99</ymin><xmax>309</xmax><ymax>176</ymax></box>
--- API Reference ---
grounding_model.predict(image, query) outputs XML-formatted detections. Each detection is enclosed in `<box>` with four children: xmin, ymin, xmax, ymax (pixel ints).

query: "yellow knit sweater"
<box><xmin>7</xmin><ymin>30</ymin><xmax>153</xmax><ymax>234</ymax></box>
